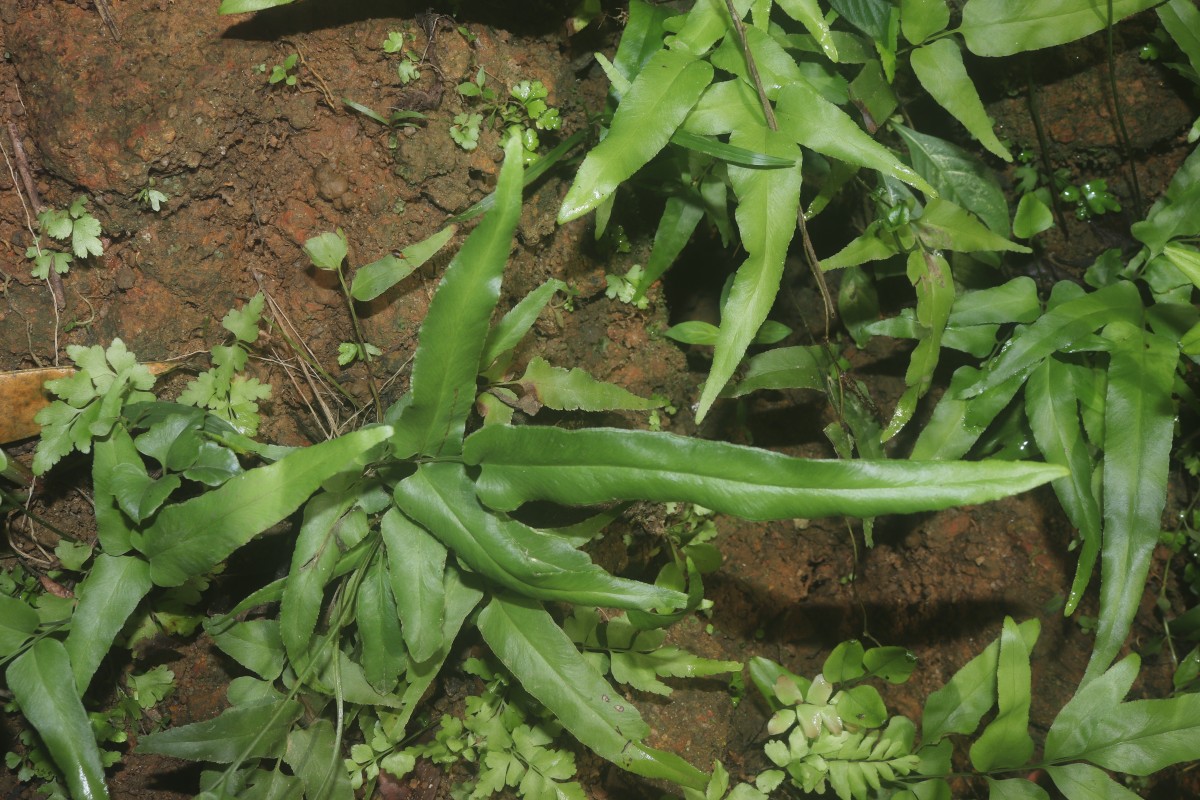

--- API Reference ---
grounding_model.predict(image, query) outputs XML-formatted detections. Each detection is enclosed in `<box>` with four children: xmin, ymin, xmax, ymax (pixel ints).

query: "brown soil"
<box><xmin>0</xmin><ymin>2</ymin><xmax>1197</xmax><ymax>799</ymax></box>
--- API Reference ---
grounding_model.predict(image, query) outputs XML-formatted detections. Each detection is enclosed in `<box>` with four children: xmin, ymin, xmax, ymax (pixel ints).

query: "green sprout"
<box><xmin>269</xmin><ymin>53</ymin><xmax>298</xmax><ymax>86</ymax></box>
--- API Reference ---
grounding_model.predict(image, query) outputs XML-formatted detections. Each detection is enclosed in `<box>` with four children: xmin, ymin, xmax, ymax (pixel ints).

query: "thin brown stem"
<box><xmin>723</xmin><ymin>0</ymin><xmax>777</xmax><ymax>131</ymax></box>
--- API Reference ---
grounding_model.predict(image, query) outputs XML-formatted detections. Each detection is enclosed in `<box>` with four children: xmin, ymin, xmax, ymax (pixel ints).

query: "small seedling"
<box><xmin>604</xmin><ymin>265</ymin><xmax>650</xmax><ymax>310</ymax></box>
<box><xmin>26</xmin><ymin>196</ymin><xmax>104</xmax><ymax>279</ymax></box>
<box><xmin>134</xmin><ymin>179</ymin><xmax>169</xmax><ymax>212</ymax></box>
<box><xmin>450</xmin><ymin>112</ymin><xmax>483</xmax><ymax>151</ymax></box>
<box><xmin>337</xmin><ymin>341</ymin><xmax>382</xmax><ymax>366</ymax></box>
<box><xmin>269</xmin><ymin>53</ymin><xmax>298</xmax><ymax>86</ymax></box>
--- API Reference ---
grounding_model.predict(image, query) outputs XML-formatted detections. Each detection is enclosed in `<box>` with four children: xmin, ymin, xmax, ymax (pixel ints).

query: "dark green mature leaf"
<box><xmin>613</xmin><ymin>0</ymin><xmax>677</xmax><ymax>89</ymax></box>
<box><xmin>959</xmin><ymin>0</ymin><xmax>1160</xmax><ymax>57</ymax></box>
<box><xmin>559</xmin><ymin>49</ymin><xmax>713</xmax><ymax>222</ymax></box>
<box><xmin>284</xmin><ymin>719</ymin><xmax>354</xmax><ymax>800</ymax></box>
<box><xmin>479</xmin><ymin>595</ymin><xmax>709</xmax><ymax>790</ymax></box>
<box><xmin>280</xmin><ymin>492</ymin><xmax>356</xmax><ymax>664</ymax></box>
<box><xmin>465</xmin><ymin>425</ymin><xmax>1065</xmax><ymax>520</ymax></box>
<box><xmin>382</xmin><ymin>507</ymin><xmax>447</xmax><ymax>663</ymax></box>
<box><xmin>8</xmin><ymin>640</ymin><xmax>110</xmax><ymax>799</ymax></box>
<box><xmin>635</xmin><ymin>194</ymin><xmax>705</xmax><ymax>296</ymax></box>
<box><xmin>900</xmin><ymin>0</ymin><xmax>951</xmax><ymax>44</ymax></box>
<box><xmin>1085</xmin><ymin>324</ymin><xmax>1178</xmax><ymax>684</ymax></box>
<box><xmin>697</xmin><ymin>127</ymin><xmax>802</xmax><ymax>422</ymax></box>
<box><xmin>1026</xmin><ymin>358</ymin><xmax>1101</xmax><ymax>615</ymax></box>
<box><xmin>670</xmin><ymin>131</ymin><xmax>796</xmax><ymax>167</ymax></box>
<box><xmin>986</xmin><ymin>778</ymin><xmax>1050</xmax><ymax>799</ymax></box>
<box><xmin>1159</xmin><ymin>0</ymin><xmax>1200</xmax><ymax>78</ymax></box>
<box><xmin>1045</xmin><ymin>653</ymin><xmax>1200</xmax><ymax>774</ymax></box>
<box><xmin>909</xmin><ymin>365</ymin><xmax>1025</xmax><ymax>460</ymax></box>
<box><xmin>776</xmin><ymin>81</ymin><xmax>934</xmax><ymax>196</ymax></box>
<box><xmin>138</xmin><ymin>425</ymin><xmax>392</xmax><ymax>587</ymax></box>
<box><xmin>208</xmin><ymin>619</ymin><xmax>285</xmax><ymax>681</ymax></box>
<box><xmin>395</xmin><ymin>463</ymin><xmax>685</xmax><ymax>611</ymax></box>
<box><xmin>969</xmin><ymin>617</ymin><xmax>1034</xmax><ymax>771</ymax></box>
<box><xmin>893</xmin><ymin>124</ymin><xmax>1009</xmax><ymax>235</ymax></box>
<box><xmin>64</xmin><ymin>554</ymin><xmax>152</xmax><ymax>694</ymax></box>
<box><xmin>356</xmin><ymin>553</ymin><xmax>406</xmax><ymax>691</ymax></box>
<box><xmin>922</xmin><ymin>618</ymin><xmax>1039</xmax><ymax>743</ymax></box>
<box><xmin>959</xmin><ymin>281</ymin><xmax>1141</xmax><ymax>399</ymax></box>
<box><xmin>726</xmin><ymin>345</ymin><xmax>830</xmax><ymax>397</ymax></box>
<box><xmin>914</xmin><ymin>199</ymin><xmax>1028</xmax><ymax>253</ymax></box>
<box><xmin>140</xmin><ymin>699</ymin><xmax>303</xmax><ymax>762</ymax></box>
<box><xmin>393</xmin><ymin>138</ymin><xmax>523</xmax><ymax>458</ymax></box>
<box><xmin>910</xmin><ymin>38</ymin><xmax>1010</xmax><ymax>161</ymax></box>
<box><xmin>1047</xmin><ymin>763</ymin><xmax>1141</xmax><ymax>800</ymax></box>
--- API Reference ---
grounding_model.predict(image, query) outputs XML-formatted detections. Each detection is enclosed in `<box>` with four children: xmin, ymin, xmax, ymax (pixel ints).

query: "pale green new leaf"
<box><xmin>1047</xmin><ymin>763</ymin><xmax>1141</xmax><ymax>800</ymax></box>
<box><xmin>681</xmin><ymin>80</ymin><xmax>765</xmax><ymax>137</ymax></box>
<box><xmin>778</xmin><ymin>0</ymin><xmax>838</xmax><ymax>60</ymax></box>
<box><xmin>464</xmin><ymin>425</ymin><xmax>1065</xmax><ymax>520</ymax></box>
<box><xmin>350</xmin><ymin>225</ymin><xmax>457</xmax><ymax>302</ymax></box>
<box><xmin>969</xmin><ymin>617</ymin><xmax>1034</xmax><ymax>771</ymax></box>
<box><xmin>696</xmin><ymin>128</ymin><xmax>802</xmax><ymax>422</ymax></box>
<box><xmin>893</xmin><ymin>124</ymin><xmax>1009</xmax><ymax>234</ymax></box>
<box><xmin>395</xmin><ymin>463</ymin><xmax>685</xmax><ymax>611</ymax></box>
<box><xmin>959</xmin><ymin>0</ymin><xmax>1160</xmax><ymax>57</ymax></box>
<box><xmin>776</xmin><ymin>81</ymin><xmax>935</xmax><ymax>196</ymax></box>
<box><xmin>1013</xmin><ymin>193</ymin><xmax>1055</xmax><ymax>238</ymax></box>
<box><xmin>922</xmin><ymin>618</ymin><xmax>1039</xmax><ymax>743</ymax></box>
<box><xmin>7</xmin><ymin>639</ymin><xmax>110</xmax><ymax>800</ymax></box>
<box><xmin>303</xmin><ymin>230</ymin><xmax>348</xmax><ymax>271</ymax></box>
<box><xmin>138</xmin><ymin>425</ymin><xmax>392</xmax><ymax>587</ymax></box>
<box><xmin>1045</xmin><ymin>654</ymin><xmax>1139</xmax><ymax>763</ymax></box>
<box><xmin>0</xmin><ymin>595</ymin><xmax>37</xmax><ymax>657</ymax></box>
<box><xmin>64</xmin><ymin>554</ymin><xmax>152</xmax><ymax>695</ymax></box>
<box><xmin>394</xmin><ymin>138</ymin><xmax>523</xmax><ymax>458</ymax></box>
<box><xmin>915</xmin><ymin>199</ymin><xmax>1028</xmax><ymax>253</ymax></box>
<box><xmin>381</xmin><ymin>507</ymin><xmax>447</xmax><ymax>663</ymax></box>
<box><xmin>1085</xmin><ymin>325</ymin><xmax>1178</xmax><ymax>684</ymax></box>
<box><xmin>519</xmin><ymin>357</ymin><xmax>661</xmax><ymax>412</ymax></box>
<box><xmin>910</xmin><ymin>38</ymin><xmax>1010</xmax><ymax>161</ymax></box>
<box><xmin>559</xmin><ymin>49</ymin><xmax>714</xmax><ymax>222</ymax></box>
<box><xmin>901</xmin><ymin>0</ymin><xmax>950</xmax><ymax>44</ymax></box>
<box><xmin>478</xmin><ymin>595</ymin><xmax>709</xmax><ymax>790</ymax></box>
<box><xmin>958</xmin><ymin>281</ymin><xmax>1141</xmax><ymax>399</ymax></box>
<box><xmin>219</xmin><ymin>0</ymin><xmax>295</xmax><ymax>12</ymax></box>
<box><xmin>481</xmin><ymin>278</ymin><xmax>567</xmax><ymax>369</ymax></box>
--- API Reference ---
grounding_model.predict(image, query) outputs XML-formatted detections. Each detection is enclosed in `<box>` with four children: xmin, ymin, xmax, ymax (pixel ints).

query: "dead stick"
<box><xmin>7</xmin><ymin>123</ymin><xmax>63</xmax><ymax>310</ymax></box>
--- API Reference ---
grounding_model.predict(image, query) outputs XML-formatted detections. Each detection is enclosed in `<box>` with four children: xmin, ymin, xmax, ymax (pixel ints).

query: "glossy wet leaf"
<box><xmin>479</xmin><ymin>595</ymin><xmax>709</xmax><ymax>790</ymax></box>
<box><xmin>778</xmin><ymin>0</ymin><xmax>838</xmax><ymax>60</ymax></box>
<box><xmin>559</xmin><ymin>49</ymin><xmax>713</xmax><ymax>223</ymax></box>
<box><xmin>959</xmin><ymin>0</ymin><xmax>1160</xmax><ymax>57</ymax></box>
<box><xmin>7</xmin><ymin>639</ymin><xmax>110</xmax><ymax>800</ymax></box>
<box><xmin>969</xmin><ymin>617</ymin><xmax>1034</xmax><ymax>771</ymax></box>
<box><xmin>395</xmin><ymin>463</ymin><xmax>685</xmax><ymax>611</ymax></box>
<box><xmin>64</xmin><ymin>554</ymin><xmax>153</xmax><ymax>694</ymax></box>
<box><xmin>893</xmin><ymin>124</ymin><xmax>1009</xmax><ymax>235</ymax></box>
<box><xmin>959</xmin><ymin>281</ymin><xmax>1141</xmax><ymax>399</ymax></box>
<box><xmin>381</xmin><ymin>507</ymin><xmax>447</xmax><ymax>663</ymax></box>
<box><xmin>1026</xmin><ymin>358</ymin><xmax>1101</xmax><ymax>615</ymax></box>
<box><xmin>393</xmin><ymin>138</ymin><xmax>522</xmax><ymax>458</ymax></box>
<box><xmin>1085</xmin><ymin>325</ymin><xmax>1177</xmax><ymax>684</ymax></box>
<box><xmin>138</xmin><ymin>425</ymin><xmax>392</xmax><ymax>587</ymax></box>
<box><xmin>696</xmin><ymin>127</ymin><xmax>802</xmax><ymax>422</ymax></box>
<box><xmin>465</xmin><ymin>425</ymin><xmax>1065</xmax><ymax>520</ymax></box>
<box><xmin>910</xmin><ymin>38</ymin><xmax>1010</xmax><ymax>161</ymax></box>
